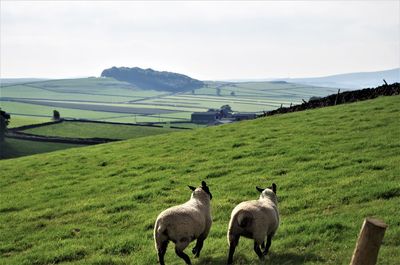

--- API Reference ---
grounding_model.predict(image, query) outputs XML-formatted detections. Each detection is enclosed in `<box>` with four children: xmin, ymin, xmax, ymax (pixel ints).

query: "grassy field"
<box><xmin>8</xmin><ymin>115</ymin><xmax>51</xmax><ymax>128</ymax></box>
<box><xmin>1</xmin><ymin>121</ymin><xmax>183</xmax><ymax>159</ymax></box>
<box><xmin>24</xmin><ymin>121</ymin><xmax>182</xmax><ymax>140</ymax></box>
<box><xmin>0</xmin><ymin>138</ymin><xmax>85</xmax><ymax>160</ymax></box>
<box><xmin>1</xmin><ymin>77</ymin><xmax>343</xmax><ymax>125</ymax></box>
<box><xmin>0</xmin><ymin>101</ymin><xmax>132</xmax><ymax>121</ymax></box>
<box><xmin>0</xmin><ymin>95</ymin><xmax>398</xmax><ymax>265</ymax></box>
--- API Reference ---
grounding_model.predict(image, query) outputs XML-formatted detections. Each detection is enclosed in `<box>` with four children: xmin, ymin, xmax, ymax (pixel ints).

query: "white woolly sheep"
<box><xmin>227</xmin><ymin>183</ymin><xmax>279</xmax><ymax>265</ymax></box>
<box><xmin>154</xmin><ymin>181</ymin><xmax>212</xmax><ymax>265</ymax></box>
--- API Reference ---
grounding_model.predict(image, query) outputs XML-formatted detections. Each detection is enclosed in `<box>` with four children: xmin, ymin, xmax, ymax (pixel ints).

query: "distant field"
<box><xmin>7</xmin><ymin>115</ymin><xmax>51</xmax><ymax>128</ymax></box>
<box><xmin>0</xmin><ymin>77</ymin><xmax>344</xmax><ymax>125</ymax></box>
<box><xmin>0</xmin><ymin>138</ymin><xmax>84</xmax><ymax>159</ymax></box>
<box><xmin>9</xmin><ymin>99</ymin><xmax>182</xmax><ymax>115</ymax></box>
<box><xmin>0</xmin><ymin>101</ymin><xmax>130</xmax><ymax>120</ymax></box>
<box><xmin>1</xmin><ymin>121</ymin><xmax>184</xmax><ymax>159</ymax></box>
<box><xmin>24</xmin><ymin>121</ymin><xmax>182</xmax><ymax>140</ymax></box>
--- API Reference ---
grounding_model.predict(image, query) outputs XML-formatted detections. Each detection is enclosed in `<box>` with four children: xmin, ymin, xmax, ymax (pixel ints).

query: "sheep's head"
<box><xmin>188</xmin><ymin>181</ymin><xmax>213</xmax><ymax>200</ymax></box>
<box><xmin>256</xmin><ymin>183</ymin><xmax>277</xmax><ymax>201</ymax></box>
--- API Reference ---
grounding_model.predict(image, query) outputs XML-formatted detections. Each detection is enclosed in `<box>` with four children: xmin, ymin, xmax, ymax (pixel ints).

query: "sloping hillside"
<box><xmin>0</xmin><ymin>95</ymin><xmax>399</xmax><ymax>265</ymax></box>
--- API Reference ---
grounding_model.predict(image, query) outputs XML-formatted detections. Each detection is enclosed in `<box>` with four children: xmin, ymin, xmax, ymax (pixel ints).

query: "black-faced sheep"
<box><xmin>227</xmin><ymin>183</ymin><xmax>279</xmax><ymax>265</ymax></box>
<box><xmin>154</xmin><ymin>181</ymin><xmax>213</xmax><ymax>265</ymax></box>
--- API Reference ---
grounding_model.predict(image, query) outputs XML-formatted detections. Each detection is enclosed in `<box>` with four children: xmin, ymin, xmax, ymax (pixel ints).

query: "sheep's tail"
<box><xmin>227</xmin><ymin>210</ymin><xmax>253</xmax><ymax>244</ymax></box>
<box><xmin>154</xmin><ymin>218</ymin><xmax>169</xmax><ymax>251</ymax></box>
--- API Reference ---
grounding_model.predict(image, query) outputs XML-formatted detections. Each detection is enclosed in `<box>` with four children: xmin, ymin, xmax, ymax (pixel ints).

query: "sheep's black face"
<box><xmin>189</xmin><ymin>181</ymin><xmax>212</xmax><ymax>200</ymax></box>
<box><xmin>256</xmin><ymin>183</ymin><xmax>277</xmax><ymax>195</ymax></box>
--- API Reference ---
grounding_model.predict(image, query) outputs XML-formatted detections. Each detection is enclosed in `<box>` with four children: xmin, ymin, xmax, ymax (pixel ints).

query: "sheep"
<box><xmin>154</xmin><ymin>181</ymin><xmax>213</xmax><ymax>265</ymax></box>
<box><xmin>227</xmin><ymin>183</ymin><xmax>279</xmax><ymax>265</ymax></box>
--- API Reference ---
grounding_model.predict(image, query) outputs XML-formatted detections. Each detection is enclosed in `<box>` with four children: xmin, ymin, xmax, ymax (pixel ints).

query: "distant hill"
<box><xmin>281</xmin><ymin>68</ymin><xmax>400</xmax><ymax>89</ymax></box>
<box><xmin>0</xmin><ymin>78</ymin><xmax>49</xmax><ymax>85</ymax></box>
<box><xmin>101</xmin><ymin>66</ymin><xmax>204</xmax><ymax>92</ymax></box>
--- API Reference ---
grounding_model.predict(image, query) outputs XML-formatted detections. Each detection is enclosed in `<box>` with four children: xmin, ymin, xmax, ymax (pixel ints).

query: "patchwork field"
<box><xmin>0</xmin><ymin>95</ymin><xmax>398</xmax><ymax>265</ymax></box>
<box><xmin>0</xmin><ymin>77</ymin><xmax>342</xmax><ymax>125</ymax></box>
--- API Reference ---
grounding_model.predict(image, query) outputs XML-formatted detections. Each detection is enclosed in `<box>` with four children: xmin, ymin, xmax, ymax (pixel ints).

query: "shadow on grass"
<box><xmin>196</xmin><ymin>253</ymin><xmax>253</xmax><ymax>265</ymax></box>
<box><xmin>195</xmin><ymin>252</ymin><xmax>324</xmax><ymax>265</ymax></box>
<box><xmin>266</xmin><ymin>252</ymin><xmax>325</xmax><ymax>265</ymax></box>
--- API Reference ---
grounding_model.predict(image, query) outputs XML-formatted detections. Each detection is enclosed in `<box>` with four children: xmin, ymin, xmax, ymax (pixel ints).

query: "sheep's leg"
<box><xmin>227</xmin><ymin>235</ymin><xmax>240</xmax><ymax>265</ymax></box>
<box><xmin>175</xmin><ymin>248</ymin><xmax>192</xmax><ymax>265</ymax></box>
<box><xmin>175</xmin><ymin>239</ymin><xmax>191</xmax><ymax>265</ymax></box>
<box><xmin>253</xmin><ymin>242</ymin><xmax>264</xmax><ymax>260</ymax></box>
<box><xmin>263</xmin><ymin>235</ymin><xmax>272</xmax><ymax>256</ymax></box>
<box><xmin>157</xmin><ymin>240</ymin><xmax>168</xmax><ymax>265</ymax></box>
<box><xmin>192</xmin><ymin>237</ymin><xmax>204</xmax><ymax>258</ymax></box>
<box><xmin>261</xmin><ymin>241</ymin><xmax>265</xmax><ymax>249</ymax></box>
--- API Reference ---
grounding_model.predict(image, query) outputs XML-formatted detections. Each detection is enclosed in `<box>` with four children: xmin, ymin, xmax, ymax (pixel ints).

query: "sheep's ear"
<box><xmin>201</xmin><ymin>181</ymin><xmax>212</xmax><ymax>200</ymax></box>
<box><xmin>188</xmin><ymin>185</ymin><xmax>196</xmax><ymax>191</ymax></box>
<box><xmin>256</xmin><ymin>186</ymin><xmax>264</xmax><ymax>193</ymax></box>
<box><xmin>272</xmin><ymin>183</ymin><xmax>277</xmax><ymax>194</ymax></box>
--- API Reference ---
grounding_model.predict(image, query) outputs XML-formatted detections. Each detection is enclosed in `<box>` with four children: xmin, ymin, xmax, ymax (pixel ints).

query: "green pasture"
<box><xmin>98</xmin><ymin>114</ymin><xmax>189</xmax><ymax>123</ymax></box>
<box><xmin>0</xmin><ymin>95</ymin><xmax>399</xmax><ymax>265</ymax></box>
<box><xmin>143</xmin><ymin>97</ymin><xmax>287</xmax><ymax>113</ymax></box>
<box><xmin>195</xmin><ymin>82</ymin><xmax>339</xmax><ymax>99</ymax></box>
<box><xmin>97</xmin><ymin>114</ymin><xmax>161</xmax><ymax>124</ymax></box>
<box><xmin>0</xmin><ymin>84</ymin><xmax>141</xmax><ymax>103</ymax></box>
<box><xmin>0</xmin><ymin>77</ymin><xmax>168</xmax><ymax>103</ymax></box>
<box><xmin>145</xmin><ymin>112</ymin><xmax>192</xmax><ymax>120</ymax></box>
<box><xmin>0</xmin><ymin>138</ymin><xmax>85</xmax><ymax>160</ymax></box>
<box><xmin>7</xmin><ymin>115</ymin><xmax>51</xmax><ymax>128</ymax></box>
<box><xmin>24</xmin><ymin>121</ymin><xmax>181</xmax><ymax>140</ymax></box>
<box><xmin>1</xmin><ymin>119</ymin><xmax>185</xmax><ymax>159</ymax></box>
<box><xmin>33</xmin><ymin>78</ymin><xmax>167</xmax><ymax>98</ymax></box>
<box><xmin>0</xmin><ymin>101</ymin><xmax>132</xmax><ymax>121</ymax></box>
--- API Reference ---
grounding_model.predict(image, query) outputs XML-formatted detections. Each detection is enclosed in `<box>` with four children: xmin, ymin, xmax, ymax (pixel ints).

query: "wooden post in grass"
<box><xmin>334</xmin><ymin>89</ymin><xmax>341</xmax><ymax>105</ymax></box>
<box><xmin>350</xmin><ymin>217</ymin><xmax>388</xmax><ymax>265</ymax></box>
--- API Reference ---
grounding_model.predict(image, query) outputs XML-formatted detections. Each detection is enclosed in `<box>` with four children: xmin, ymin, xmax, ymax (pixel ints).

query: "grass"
<box><xmin>0</xmin><ymin>138</ymin><xmax>85</xmax><ymax>159</ymax></box>
<box><xmin>0</xmin><ymin>95</ymin><xmax>399</xmax><ymax>265</ymax></box>
<box><xmin>0</xmin><ymin>101</ymin><xmax>132</xmax><ymax>120</ymax></box>
<box><xmin>7</xmin><ymin>115</ymin><xmax>51</xmax><ymax>128</ymax></box>
<box><xmin>24</xmin><ymin>121</ymin><xmax>182</xmax><ymax>140</ymax></box>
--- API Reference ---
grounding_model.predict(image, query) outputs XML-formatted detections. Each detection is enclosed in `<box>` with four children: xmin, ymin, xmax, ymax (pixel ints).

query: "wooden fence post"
<box><xmin>334</xmin><ymin>89</ymin><xmax>341</xmax><ymax>105</ymax></box>
<box><xmin>350</xmin><ymin>217</ymin><xmax>388</xmax><ymax>265</ymax></box>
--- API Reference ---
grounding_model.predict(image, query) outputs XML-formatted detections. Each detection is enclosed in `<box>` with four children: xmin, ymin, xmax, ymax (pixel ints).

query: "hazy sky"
<box><xmin>1</xmin><ymin>1</ymin><xmax>399</xmax><ymax>80</ymax></box>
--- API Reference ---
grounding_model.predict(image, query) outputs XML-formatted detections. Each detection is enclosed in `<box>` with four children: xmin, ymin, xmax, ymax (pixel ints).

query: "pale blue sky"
<box><xmin>1</xmin><ymin>1</ymin><xmax>399</xmax><ymax>79</ymax></box>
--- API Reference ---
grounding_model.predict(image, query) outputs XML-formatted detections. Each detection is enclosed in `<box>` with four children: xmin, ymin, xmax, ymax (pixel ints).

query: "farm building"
<box><xmin>191</xmin><ymin>111</ymin><xmax>220</xmax><ymax>124</ymax></box>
